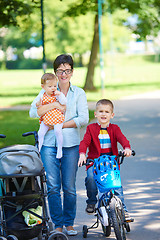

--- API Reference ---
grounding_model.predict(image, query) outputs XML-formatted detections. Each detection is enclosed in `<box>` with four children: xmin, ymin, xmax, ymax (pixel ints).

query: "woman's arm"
<box><xmin>37</xmin><ymin>101</ymin><xmax>66</xmax><ymax>117</ymax></box>
<box><xmin>72</xmin><ymin>88</ymin><xmax>89</xmax><ymax>128</ymax></box>
<box><xmin>29</xmin><ymin>89</ymin><xmax>66</xmax><ymax>118</ymax></box>
<box><xmin>62</xmin><ymin>119</ymin><xmax>77</xmax><ymax>128</ymax></box>
<box><xmin>48</xmin><ymin>119</ymin><xmax>76</xmax><ymax>130</ymax></box>
<box><xmin>29</xmin><ymin>90</ymin><xmax>44</xmax><ymax>118</ymax></box>
<box><xmin>62</xmin><ymin>88</ymin><xmax>89</xmax><ymax>129</ymax></box>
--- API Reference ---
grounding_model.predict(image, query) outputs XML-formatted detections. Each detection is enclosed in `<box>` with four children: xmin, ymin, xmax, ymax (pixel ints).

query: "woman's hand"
<box><xmin>58</xmin><ymin>103</ymin><xmax>66</xmax><ymax>113</ymax></box>
<box><xmin>36</xmin><ymin>99</ymin><xmax>42</xmax><ymax>108</ymax></box>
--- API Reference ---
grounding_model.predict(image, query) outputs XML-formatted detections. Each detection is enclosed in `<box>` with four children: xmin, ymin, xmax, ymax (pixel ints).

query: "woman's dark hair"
<box><xmin>53</xmin><ymin>54</ymin><xmax>74</xmax><ymax>72</ymax></box>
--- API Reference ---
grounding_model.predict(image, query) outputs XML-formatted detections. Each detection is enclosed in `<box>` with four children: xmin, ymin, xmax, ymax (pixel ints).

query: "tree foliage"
<box><xmin>43</xmin><ymin>0</ymin><xmax>94</xmax><ymax>63</ymax></box>
<box><xmin>65</xmin><ymin>0</ymin><xmax>160</xmax><ymax>90</ymax></box>
<box><xmin>0</xmin><ymin>0</ymin><xmax>159</xmax><ymax>82</ymax></box>
<box><xmin>65</xmin><ymin>0</ymin><xmax>160</xmax><ymax>38</ymax></box>
<box><xmin>0</xmin><ymin>0</ymin><xmax>40</xmax><ymax>27</ymax></box>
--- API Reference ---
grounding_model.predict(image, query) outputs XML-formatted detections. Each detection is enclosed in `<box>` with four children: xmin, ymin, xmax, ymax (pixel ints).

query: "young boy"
<box><xmin>78</xmin><ymin>99</ymin><xmax>132</xmax><ymax>220</ymax></box>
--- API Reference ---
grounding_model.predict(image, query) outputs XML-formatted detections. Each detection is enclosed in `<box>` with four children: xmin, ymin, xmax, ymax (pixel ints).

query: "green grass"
<box><xmin>0</xmin><ymin>54</ymin><xmax>160</xmax><ymax>106</ymax></box>
<box><xmin>0</xmin><ymin>111</ymin><xmax>39</xmax><ymax>148</ymax></box>
<box><xmin>0</xmin><ymin>110</ymin><xmax>95</xmax><ymax>148</ymax></box>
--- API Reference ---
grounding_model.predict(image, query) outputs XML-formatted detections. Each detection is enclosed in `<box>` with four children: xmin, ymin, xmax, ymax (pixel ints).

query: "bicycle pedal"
<box><xmin>125</xmin><ymin>218</ymin><xmax>134</xmax><ymax>223</ymax></box>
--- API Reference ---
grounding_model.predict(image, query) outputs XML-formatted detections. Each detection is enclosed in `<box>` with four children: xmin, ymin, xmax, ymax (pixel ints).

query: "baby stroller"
<box><xmin>0</xmin><ymin>132</ymin><xmax>68</xmax><ymax>240</ymax></box>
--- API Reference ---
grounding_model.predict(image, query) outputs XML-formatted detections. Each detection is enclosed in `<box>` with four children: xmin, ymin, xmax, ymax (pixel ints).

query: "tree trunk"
<box><xmin>79</xmin><ymin>54</ymin><xmax>83</xmax><ymax>67</ymax></box>
<box><xmin>84</xmin><ymin>14</ymin><xmax>99</xmax><ymax>91</ymax></box>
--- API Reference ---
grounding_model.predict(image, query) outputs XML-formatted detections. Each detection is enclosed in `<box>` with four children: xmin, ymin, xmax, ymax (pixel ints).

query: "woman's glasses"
<box><xmin>56</xmin><ymin>69</ymin><xmax>72</xmax><ymax>76</ymax></box>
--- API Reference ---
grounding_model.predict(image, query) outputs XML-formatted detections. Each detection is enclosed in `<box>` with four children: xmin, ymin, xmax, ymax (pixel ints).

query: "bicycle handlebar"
<box><xmin>117</xmin><ymin>150</ymin><xmax>135</xmax><ymax>165</ymax></box>
<box><xmin>82</xmin><ymin>150</ymin><xmax>136</xmax><ymax>166</ymax></box>
<box><xmin>0</xmin><ymin>134</ymin><xmax>6</xmax><ymax>139</ymax></box>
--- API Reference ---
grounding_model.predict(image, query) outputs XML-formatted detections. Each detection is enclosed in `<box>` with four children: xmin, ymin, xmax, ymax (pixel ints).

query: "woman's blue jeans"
<box><xmin>85</xmin><ymin>165</ymin><xmax>127</xmax><ymax>211</ymax></box>
<box><xmin>40</xmin><ymin>145</ymin><xmax>79</xmax><ymax>228</ymax></box>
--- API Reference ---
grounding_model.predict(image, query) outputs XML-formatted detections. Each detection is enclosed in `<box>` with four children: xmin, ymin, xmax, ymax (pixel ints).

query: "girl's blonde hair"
<box><xmin>41</xmin><ymin>73</ymin><xmax>57</xmax><ymax>84</ymax></box>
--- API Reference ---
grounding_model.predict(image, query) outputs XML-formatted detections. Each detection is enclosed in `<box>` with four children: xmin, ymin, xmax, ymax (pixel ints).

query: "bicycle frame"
<box><xmin>82</xmin><ymin>151</ymin><xmax>135</xmax><ymax>239</ymax></box>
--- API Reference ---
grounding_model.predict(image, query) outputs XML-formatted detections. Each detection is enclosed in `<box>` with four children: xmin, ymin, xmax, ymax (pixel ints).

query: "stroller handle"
<box><xmin>22</xmin><ymin>131</ymin><xmax>38</xmax><ymax>147</ymax></box>
<box><xmin>0</xmin><ymin>134</ymin><xmax>6</xmax><ymax>138</ymax></box>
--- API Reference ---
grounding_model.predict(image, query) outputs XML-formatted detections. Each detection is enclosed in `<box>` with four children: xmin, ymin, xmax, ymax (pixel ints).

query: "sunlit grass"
<box><xmin>0</xmin><ymin>111</ymin><xmax>39</xmax><ymax>147</ymax></box>
<box><xmin>0</xmin><ymin>110</ymin><xmax>95</xmax><ymax>148</ymax></box>
<box><xmin>0</xmin><ymin>54</ymin><xmax>160</xmax><ymax>106</ymax></box>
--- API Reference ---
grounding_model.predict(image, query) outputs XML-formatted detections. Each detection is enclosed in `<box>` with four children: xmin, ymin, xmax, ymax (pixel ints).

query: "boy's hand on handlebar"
<box><xmin>78</xmin><ymin>153</ymin><xmax>86</xmax><ymax>167</ymax></box>
<box><xmin>124</xmin><ymin>148</ymin><xmax>132</xmax><ymax>157</ymax></box>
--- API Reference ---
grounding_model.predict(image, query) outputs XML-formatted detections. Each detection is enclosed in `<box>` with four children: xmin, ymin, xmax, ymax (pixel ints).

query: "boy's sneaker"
<box><xmin>124</xmin><ymin>211</ymin><xmax>134</xmax><ymax>222</ymax></box>
<box><xmin>85</xmin><ymin>204</ymin><xmax>96</xmax><ymax>214</ymax></box>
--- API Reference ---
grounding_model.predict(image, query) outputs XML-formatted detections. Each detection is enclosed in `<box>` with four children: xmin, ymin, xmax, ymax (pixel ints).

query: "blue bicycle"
<box><xmin>83</xmin><ymin>150</ymin><xmax>135</xmax><ymax>240</ymax></box>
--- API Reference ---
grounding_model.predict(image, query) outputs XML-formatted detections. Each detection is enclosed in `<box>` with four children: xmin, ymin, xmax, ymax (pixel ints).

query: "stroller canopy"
<box><xmin>0</xmin><ymin>145</ymin><xmax>43</xmax><ymax>176</ymax></box>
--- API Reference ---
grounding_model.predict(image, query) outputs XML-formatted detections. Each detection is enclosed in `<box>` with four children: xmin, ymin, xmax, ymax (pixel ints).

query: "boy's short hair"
<box><xmin>96</xmin><ymin>99</ymin><xmax>114</xmax><ymax>112</ymax></box>
<box><xmin>41</xmin><ymin>73</ymin><xmax>57</xmax><ymax>84</ymax></box>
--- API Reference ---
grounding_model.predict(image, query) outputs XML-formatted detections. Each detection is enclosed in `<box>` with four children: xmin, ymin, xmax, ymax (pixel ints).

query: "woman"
<box><xmin>29</xmin><ymin>54</ymin><xmax>89</xmax><ymax>235</ymax></box>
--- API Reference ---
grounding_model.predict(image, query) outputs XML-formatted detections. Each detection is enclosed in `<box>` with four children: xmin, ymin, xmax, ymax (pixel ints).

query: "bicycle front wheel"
<box><xmin>101</xmin><ymin>224</ymin><xmax>111</xmax><ymax>237</ymax></box>
<box><xmin>109</xmin><ymin>197</ymin><xmax>126</xmax><ymax>240</ymax></box>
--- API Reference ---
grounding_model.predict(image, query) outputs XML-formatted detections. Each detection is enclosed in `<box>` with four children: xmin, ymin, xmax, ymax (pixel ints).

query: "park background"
<box><xmin>0</xmin><ymin>2</ymin><xmax>160</xmax><ymax>239</ymax></box>
<box><xmin>0</xmin><ymin>0</ymin><xmax>160</xmax><ymax>147</ymax></box>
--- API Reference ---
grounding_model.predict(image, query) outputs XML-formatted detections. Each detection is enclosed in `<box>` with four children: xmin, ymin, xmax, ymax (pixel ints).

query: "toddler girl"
<box><xmin>36</xmin><ymin>73</ymin><xmax>66</xmax><ymax>158</ymax></box>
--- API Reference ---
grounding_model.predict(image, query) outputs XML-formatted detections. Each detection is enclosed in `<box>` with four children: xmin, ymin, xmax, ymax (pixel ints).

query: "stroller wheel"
<box><xmin>7</xmin><ymin>236</ymin><xmax>18</xmax><ymax>240</ymax></box>
<box><xmin>37</xmin><ymin>232</ymin><xmax>43</xmax><ymax>240</ymax></box>
<box><xmin>48</xmin><ymin>232</ymin><xmax>68</xmax><ymax>240</ymax></box>
<box><xmin>0</xmin><ymin>237</ymin><xmax>7</xmax><ymax>240</ymax></box>
<box><xmin>48</xmin><ymin>221</ymin><xmax>54</xmax><ymax>232</ymax></box>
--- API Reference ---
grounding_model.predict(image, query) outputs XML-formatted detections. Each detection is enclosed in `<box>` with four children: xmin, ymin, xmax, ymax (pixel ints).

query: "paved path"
<box><xmin>0</xmin><ymin>90</ymin><xmax>160</xmax><ymax>111</ymax></box>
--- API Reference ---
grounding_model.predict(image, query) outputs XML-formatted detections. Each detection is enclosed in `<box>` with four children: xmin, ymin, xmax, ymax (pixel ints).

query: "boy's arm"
<box><xmin>116</xmin><ymin>125</ymin><xmax>132</xmax><ymax>157</ymax></box>
<box><xmin>79</xmin><ymin>125</ymin><xmax>92</xmax><ymax>156</ymax></box>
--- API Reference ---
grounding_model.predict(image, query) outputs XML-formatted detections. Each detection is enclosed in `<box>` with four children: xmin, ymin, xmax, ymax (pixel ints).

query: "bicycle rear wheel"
<box><xmin>109</xmin><ymin>197</ymin><xmax>126</xmax><ymax>240</ymax></box>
